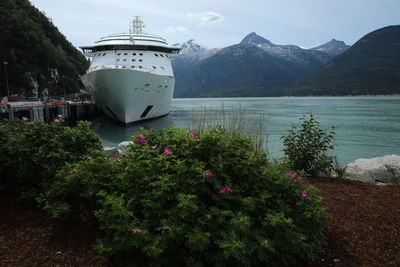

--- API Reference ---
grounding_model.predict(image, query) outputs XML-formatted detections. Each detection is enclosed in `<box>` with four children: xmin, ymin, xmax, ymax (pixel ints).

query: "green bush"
<box><xmin>281</xmin><ymin>113</ymin><xmax>336</xmax><ymax>177</ymax></box>
<box><xmin>43</xmin><ymin>126</ymin><xmax>328</xmax><ymax>266</ymax></box>
<box><xmin>0</xmin><ymin>118</ymin><xmax>102</xmax><ymax>194</ymax></box>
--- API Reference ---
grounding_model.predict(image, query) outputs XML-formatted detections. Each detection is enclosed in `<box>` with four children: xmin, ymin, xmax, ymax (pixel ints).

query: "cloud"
<box><xmin>185</xmin><ymin>11</ymin><xmax>224</xmax><ymax>27</ymax></box>
<box><xmin>164</xmin><ymin>25</ymin><xmax>187</xmax><ymax>33</ymax></box>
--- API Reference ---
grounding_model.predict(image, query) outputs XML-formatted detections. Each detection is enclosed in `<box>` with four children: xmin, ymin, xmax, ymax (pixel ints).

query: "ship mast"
<box><xmin>130</xmin><ymin>16</ymin><xmax>145</xmax><ymax>42</ymax></box>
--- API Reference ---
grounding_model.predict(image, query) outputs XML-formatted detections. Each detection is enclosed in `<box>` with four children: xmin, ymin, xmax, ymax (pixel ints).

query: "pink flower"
<box><xmin>114</xmin><ymin>156</ymin><xmax>121</xmax><ymax>161</ymax></box>
<box><xmin>259</xmin><ymin>167</ymin><xmax>265</xmax><ymax>173</ymax></box>
<box><xmin>151</xmin><ymin>144</ymin><xmax>158</xmax><ymax>149</ymax></box>
<box><xmin>203</xmin><ymin>169</ymin><xmax>212</xmax><ymax>179</ymax></box>
<box><xmin>68</xmin><ymin>170</ymin><xmax>74</xmax><ymax>175</ymax></box>
<box><xmin>163</xmin><ymin>147</ymin><xmax>172</xmax><ymax>155</ymax></box>
<box><xmin>148</xmin><ymin>128</ymin><xmax>155</xmax><ymax>132</ymax></box>
<box><xmin>333</xmin><ymin>258</ymin><xmax>340</xmax><ymax>263</ymax></box>
<box><xmin>131</xmin><ymin>228</ymin><xmax>141</xmax><ymax>233</ymax></box>
<box><xmin>188</xmin><ymin>131</ymin><xmax>199</xmax><ymax>136</ymax></box>
<box><xmin>87</xmin><ymin>155</ymin><xmax>93</xmax><ymax>160</ymax></box>
<box><xmin>288</xmin><ymin>171</ymin><xmax>300</xmax><ymax>179</ymax></box>
<box><xmin>219</xmin><ymin>186</ymin><xmax>233</xmax><ymax>194</ymax></box>
<box><xmin>196</xmin><ymin>138</ymin><xmax>202</xmax><ymax>142</ymax></box>
<box><xmin>279</xmin><ymin>160</ymin><xmax>286</xmax><ymax>164</ymax></box>
<box><xmin>135</xmin><ymin>134</ymin><xmax>147</xmax><ymax>144</ymax></box>
<box><xmin>57</xmin><ymin>114</ymin><xmax>63</xmax><ymax>118</ymax></box>
<box><xmin>21</xmin><ymin>117</ymin><xmax>28</xmax><ymax>121</ymax></box>
<box><xmin>54</xmin><ymin>119</ymin><xmax>60</xmax><ymax>123</ymax></box>
<box><xmin>298</xmin><ymin>177</ymin><xmax>304</xmax><ymax>182</ymax></box>
<box><xmin>301</xmin><ymin>191</ymin><xmax>308</xmax><ymax>197</ymax></box>
<box><xmin>123</xmin><ymin>153</ymin><xmax>129</xmax><ymax>158</ymax></box>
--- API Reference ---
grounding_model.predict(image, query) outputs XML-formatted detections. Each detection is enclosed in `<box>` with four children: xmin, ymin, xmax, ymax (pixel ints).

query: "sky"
<box><xmin>29</xmin><ymin>0</ymin><xmax>399</xmax><ymax>49</ymax></box>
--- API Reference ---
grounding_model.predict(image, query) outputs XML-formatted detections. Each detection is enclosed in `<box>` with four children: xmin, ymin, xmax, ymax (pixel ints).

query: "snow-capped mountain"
<box><xmin>172</xmin><ymin>33</ymin><xmax>350</xmax><ymax>97</ymax></box>
<box><xmin>240</xmin><ymin>32</ymin><xmax>332</xmax><ymax>66</ymax></box>
<box><xmin>240</xmin><ymin>32</ymin><xmax>275</xmax><ymax>47</ymax></box>
<box><xmin>173</xmin><ymin>39</ymin><xmax>218</xmax><ymax>60</ymax></box>
<box><xmin>310</xmin><ymin>39</ymin><xmax>350</xmax><ymax>57</ymax></box>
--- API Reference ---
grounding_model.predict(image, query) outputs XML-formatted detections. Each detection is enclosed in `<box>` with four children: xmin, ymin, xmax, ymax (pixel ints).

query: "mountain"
<box><xmin>171</xmin><ymin>40</ymin><xmax>219</xmax><ymax>84</ymax></box>
<box><xmin>310</xmin><ymin>39</ymin><xmax>350</xmax><ymax>57</ymax></box>
<box><xmin>173</xmin><ymin>33</ymin><xmax>345</xmax><ymax>97</ymax></box>
<box><xmin>0</xmin><ymin>0</ymin><xmax>89</xmax><ymax>97</ymax></box>
<box><xmin>284</xmin><ymin>25</ymin><xmax>400</xmax><ymax>96</ymax></box>
<box><xmin>173</xmin><ymin>39</ymin><xmax>209</xmax><ymax>59</ymax></box>
<box><xmin>240</xmin><ymin>32</ymin><xmax>275</xmax><ymax>47</ymax></box>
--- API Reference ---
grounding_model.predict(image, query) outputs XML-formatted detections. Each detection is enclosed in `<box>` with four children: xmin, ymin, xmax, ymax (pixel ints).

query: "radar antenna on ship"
<box><xmin>130</xmin><ymin>16</ymin><xmax>145</xmax><ymax>42</ymax></box>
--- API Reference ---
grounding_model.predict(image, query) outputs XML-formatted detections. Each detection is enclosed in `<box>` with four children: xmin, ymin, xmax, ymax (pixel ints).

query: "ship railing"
<box><xmin>87</xmin><ymin>65</ymin><xmax>155</xmax><ymax>74</ymax></box>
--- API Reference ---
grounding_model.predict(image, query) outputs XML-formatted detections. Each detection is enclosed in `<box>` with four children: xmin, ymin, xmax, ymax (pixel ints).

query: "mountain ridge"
<box><xmin>283</xmin><ymin>25</ymin><xmax>400</xmax><ymax>96</ymax></box>
<box><xmin>172</xmin><ymin>33</ymin><xmax>348</xmax><ymax>97</ymax></box>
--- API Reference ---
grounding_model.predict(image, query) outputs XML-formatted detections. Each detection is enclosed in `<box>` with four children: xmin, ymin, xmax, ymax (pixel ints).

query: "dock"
<box><xmin>0</xmin><ymin>101</ymin><xmax>102</xmax><ymax>124</ymax></box>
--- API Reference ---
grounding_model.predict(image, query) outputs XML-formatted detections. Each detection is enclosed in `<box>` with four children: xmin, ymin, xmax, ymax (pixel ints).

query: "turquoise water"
<box><xmin>92</xmin><ymin>96</ymin><xmax>400</xmax><ymax>164</ymax></box>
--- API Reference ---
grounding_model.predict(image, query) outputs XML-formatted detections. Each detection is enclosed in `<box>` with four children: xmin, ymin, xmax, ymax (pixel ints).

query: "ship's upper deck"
<box><xmin>80</xmin><ymin>33</ymin><xmax>180</xmax><ymax>55</ymax></box>
<box><xmin>80</xmin><ymin>17</ymin><xmax>180</xmax><ymax>56</ymax></box>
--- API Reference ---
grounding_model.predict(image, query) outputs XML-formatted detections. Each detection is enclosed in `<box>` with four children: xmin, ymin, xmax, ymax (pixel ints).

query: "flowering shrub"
<box><xmin>281</xmin><ymin>113</ymin><xmax>336</xmax><ymax>177</ymax></box>
<box><xmin>43</xmin><ymin>126</ymin><xmax>327</xmax><ymax>266</ymax></box>
<box><xmin>0</xmin><ymin>118</ymin><xmax>102</xmax><ymax>195</ymax></box>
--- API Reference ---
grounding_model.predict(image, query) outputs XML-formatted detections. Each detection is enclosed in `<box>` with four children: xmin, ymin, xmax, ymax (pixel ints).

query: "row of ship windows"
<box><xmin>117</xmin><ymin>58</ymin><xmax>143</xmax><ymax>62</ymax></box>
<box><xmin>96</xmin><ymin>53</ymin><xmax>168</xmax><ymax>58</ymax></box>
<box><xmin>120</xmin><ymin>65</ymin><xmax>165</xmax><ymax>70</ymax></box>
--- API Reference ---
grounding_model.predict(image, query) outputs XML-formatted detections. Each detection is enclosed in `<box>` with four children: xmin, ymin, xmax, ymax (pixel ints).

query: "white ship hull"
<box><xmin>79</xmin><ymin>17</ymin><xmax>180</xmax><ymax>123</ymax></box>
<box><xmin>81</xmin><ymin>68</ymin><xmax>175</xmax><ymax>123</ymax></box>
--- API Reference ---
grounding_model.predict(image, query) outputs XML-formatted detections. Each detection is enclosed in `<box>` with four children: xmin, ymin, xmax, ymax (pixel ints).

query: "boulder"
<box><xmin>345</xmin><ymin>154</ymin><xmax>400</xmax><ymax>184</ymax></box>
<box><xmin>118</xmin><ymin>141</ymin><xmax>133</xmax><ymax>153</ymax></box>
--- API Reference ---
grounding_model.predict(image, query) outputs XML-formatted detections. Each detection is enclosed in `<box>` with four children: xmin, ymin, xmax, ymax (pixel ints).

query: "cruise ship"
<box><xmin>80</xmin><ymin>17</ymin><xmax>181</xmax><ymax>123</ymax></box>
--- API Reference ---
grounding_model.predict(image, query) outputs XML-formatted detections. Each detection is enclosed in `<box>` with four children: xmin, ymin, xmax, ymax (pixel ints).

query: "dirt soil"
<box><xmin>307</xmin><ymin>178</ymin><xmax>400</xmax><ymax>267</ymax></box>
<box><xmin>1</xmin><ymin>179</ymin><xmax>399</xmax><ymax>267</ymax></box>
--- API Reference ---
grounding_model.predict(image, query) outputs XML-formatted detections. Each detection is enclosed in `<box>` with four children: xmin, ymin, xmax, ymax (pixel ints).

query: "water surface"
<box><xmin>92</xmin><ymin>96</ymin><xmax>400</xmax><ymax>164</ymax></box>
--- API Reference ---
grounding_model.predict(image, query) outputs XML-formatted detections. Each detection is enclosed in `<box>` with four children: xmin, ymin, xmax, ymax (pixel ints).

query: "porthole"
<box><xmin>124</xmin><ymin>53</ymin><xmax>128</xmax><ymax>55</ymax></box>
<box><xmin>139</xmin><ymin>53</ymin><xmax>143</xmax><ymax>56</ymax></box>
<box><xmin>132</xmin><ymin>53</ymin><xmax>136</xmax><ymax>56</ymax></box>
<box><xmin>117</xmin><ymin>53</ymin><xmax>121</xmax><ymax>56</ymax></box>
<box><xmin>123</xmin><ymin>59</ymin><xmax>127</xmax><ymax>62</ymax></box>
<box><xmin>160</xmin><ymin>66</ymin><xmax>165</xmax><ymax>70</ymax></box>
<box><xmin>132</xmin><ymin>59</ymin><xmax>136</xmax><ymax>62</ymax></box>
<box><xmin>165</xmin><ymin>85</ymin><xmax>168</xmax><ymax>88</ymax></box>
<box><xmin>139</xmin><ymin>66</ymin><xmax>142</xmax><ymax>69</ymax></box>
<box><xmin>144</xmin><ymin>83</ymin><xmax>150</xmax><ymax>87</ymax></box>
<box><xmin>154</xmin><ymin>53</ymin><xmax>159</xmax><ymax>57</ymax></box>
<box><xmin>160</xmin><ymin>54</ymin><xmax>164</xmax><ymax>57</ymax></box>
<box><xmin>139</xmin><ymin>59</ymin><xmax>143</xmax><ymax>62</ymax></box>
<box><xmin>102</xmin><ymin>53</ymin><xmax>106</xmax><ymax>56</ymax></box>
<box><xmin>132</xmin><ymin>66</ymin><xmax>135</xmax><ymax>68</ymax></box>
<box><xmin>117</xmin><ymin>59</ymin><xmax>120</xmax><ymax>61</ymax></box>
<box><xmin>152</xmin><ymin>66</ymin><xmax>157</xmax><ymax>69</ymax></box>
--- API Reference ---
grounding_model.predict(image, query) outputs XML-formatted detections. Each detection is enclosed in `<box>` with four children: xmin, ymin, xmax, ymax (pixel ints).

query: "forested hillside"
<box><xmin>0</xmin><ymin>0</ymin><xmax>89</xmax><ymax>97</ymax></box>
<box><xmin>284</xmin><ymin>25</ymin><xmax>400</xmax><ymax>96</ymax></box>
